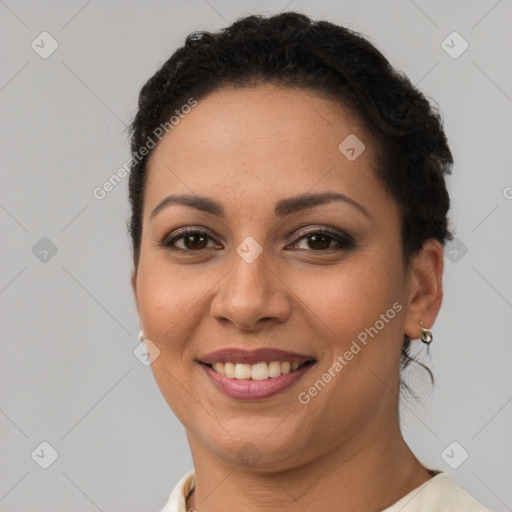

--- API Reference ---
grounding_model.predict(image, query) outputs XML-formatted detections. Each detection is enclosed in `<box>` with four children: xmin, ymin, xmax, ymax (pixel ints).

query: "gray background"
<box><xmin>1</xmin><ymin>0</ymin><xmax>511</xmax><ymax>511</ymax></box>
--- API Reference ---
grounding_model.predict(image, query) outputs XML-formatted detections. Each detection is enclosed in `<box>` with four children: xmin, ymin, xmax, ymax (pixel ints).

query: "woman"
<box><xmin>128</xmin><ymin>11</ymin><xmax>492</xmax><ymax>512</ymax></box>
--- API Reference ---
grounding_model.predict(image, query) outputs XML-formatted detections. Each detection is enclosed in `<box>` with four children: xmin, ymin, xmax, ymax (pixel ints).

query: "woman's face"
<box><xmin>131</xmin><ymin>84</ymin><xmax>440</xmax><ymax>470</ymax></box>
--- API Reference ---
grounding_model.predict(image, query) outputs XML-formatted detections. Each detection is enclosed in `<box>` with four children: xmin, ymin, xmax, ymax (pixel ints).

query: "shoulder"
<box><xmin>158</xmin><ymin>469</ymin><xmax>196</xmax><ymax>512</ymax></box>
<box><xmin>382</xmin><ymin>472</ymin><xmax>493</xmax><ymax>512</ymax></box>
<box><xmin>159</xmin><ymin>469</ymin><xmax>493</xmax><ymax>512</ymax></box>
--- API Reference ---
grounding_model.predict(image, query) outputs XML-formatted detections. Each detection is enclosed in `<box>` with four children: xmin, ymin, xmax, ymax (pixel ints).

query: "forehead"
<box><xmin>143</xmin><ymin>84</ymin><xmax>388</xmax><ymax>217</ymax></box>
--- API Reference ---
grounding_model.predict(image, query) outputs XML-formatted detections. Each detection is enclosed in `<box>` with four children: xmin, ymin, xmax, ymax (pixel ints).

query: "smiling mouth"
<box><xmin>200</xmin><ymin>360</ymin><xmax>316</xmax><ymax>380</ymax></box>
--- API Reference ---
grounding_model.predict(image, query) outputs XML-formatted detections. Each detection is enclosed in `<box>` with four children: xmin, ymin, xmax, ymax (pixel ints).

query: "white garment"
<box><xmin>159</xmin><ymin>469</ymin><xmax>493</xmax><ymax>512</ymax></box>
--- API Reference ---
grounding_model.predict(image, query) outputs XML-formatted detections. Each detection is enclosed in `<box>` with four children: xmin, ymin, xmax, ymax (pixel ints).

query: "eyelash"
<box><xmin>159</xmin><ymin>226</ymin><xmax>355</xmax><ymax>255</ymax></box>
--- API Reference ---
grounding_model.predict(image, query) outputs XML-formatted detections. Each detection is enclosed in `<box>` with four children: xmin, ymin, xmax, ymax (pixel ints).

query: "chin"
<box><xmin>199</xmin><ymin>422</ymin><xmax>314</xmax><ymax>472</ymax></box>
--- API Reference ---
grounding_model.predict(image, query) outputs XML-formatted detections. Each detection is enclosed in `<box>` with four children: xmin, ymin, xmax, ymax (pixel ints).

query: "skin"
<box><xmin>131</xmin><ymin>83</ymin><xmax>444</xmax><ymax>512</ymax></box>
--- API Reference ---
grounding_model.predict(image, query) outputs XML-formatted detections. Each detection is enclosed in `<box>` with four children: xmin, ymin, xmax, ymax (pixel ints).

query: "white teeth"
<box><xmin>224</xmin><ymin>362</ymin><xmax>236</xmax><ymax>378</ymax></box>
<box><xmin>268</xmin><ymin>361</ymin><xmax>281</xmax><ymax>378</ymax></box>
<box><xmin>234</xmin><ymin>364</ymin><xmax>252</xmax><ymax>379</ymax></box>
<box><xmin>209</xmin><ymin>360</ymin><xmax>310</xmax><ymax>380</ymax></box>
<box><xmin>213</xmin><ymin>362</ymin><xmax>224</xmax><ymax>376</ymax></box>
<box><xmin>251</xmin><ymin>362</ymin><xmax>269</xmax><ymax>380</ymax></box>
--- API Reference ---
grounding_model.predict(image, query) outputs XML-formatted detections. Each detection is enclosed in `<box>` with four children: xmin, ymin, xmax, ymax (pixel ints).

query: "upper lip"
<box><xmin>199</xmin><ymin>348</ymin><xmax>316</xmax><ymax>365</ymax></box>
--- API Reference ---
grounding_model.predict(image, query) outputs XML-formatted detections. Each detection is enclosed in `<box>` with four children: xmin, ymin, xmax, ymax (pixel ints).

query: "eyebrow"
<box><xmin>149</xmin><ymin>192</ymin><xmax>371</xmax><ymax>221</ymax></box>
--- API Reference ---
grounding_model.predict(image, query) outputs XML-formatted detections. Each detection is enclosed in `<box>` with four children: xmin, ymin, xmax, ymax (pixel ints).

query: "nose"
<box><xmin>210</xmin><ymin>247</ymin><xmax>292</xmax><ymax>332</ymax></box>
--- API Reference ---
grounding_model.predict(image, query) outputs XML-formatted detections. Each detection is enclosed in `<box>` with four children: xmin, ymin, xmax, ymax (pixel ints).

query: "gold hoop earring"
<box><xmin>419</xmin><ymin>320</ymin><xmax>433</xmax><ymax>345</ymax></box>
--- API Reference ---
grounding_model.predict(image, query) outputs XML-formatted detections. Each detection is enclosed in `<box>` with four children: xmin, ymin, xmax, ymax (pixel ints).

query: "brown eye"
<box><xmin>293</xmin><ymin>229</ymin><xmax>355</xmax><ymax>252</ymax></box>
<box><xmin>307</xmin><ymin>233</ymin><xmax>332</xmax><ymax>250</ymax></box>
<box><xmin>160</xmin><ymin>227</ymin><xmax>355</xmax><ymax>255</ymax></box>
<box><xmin>162</xmin><ymin>229</ymin><xmax>217</xmax><ymax>252</ymax></box>
<box><xmin>181</xmin><ymin>232</ymin><xmax>208</xmax><ymax>250</ymax></box>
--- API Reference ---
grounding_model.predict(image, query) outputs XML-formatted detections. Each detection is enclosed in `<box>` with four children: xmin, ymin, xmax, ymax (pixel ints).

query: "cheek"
<box><xmin>137</xmin><ymin>263</ymin><xmax>206</xmax><ymax>418</ymax></box>
<box><xmin>297</xmin><ymin>256</ymin><xmax>405</xmax><ymax>396</ymax></box>
<box><xmin>136</xmin><ymin>260</ymin><xmax>204</xmax><ymax>352</ymax></box>
<box><xmin>299</xmin><ymin>261</ymin><xmax>400</xmax><ymax>341</ymax></box>
<box><xmin>293</xmin><ymin>263</ymin><xmax>404</xmax><ymax>423</ymax></box>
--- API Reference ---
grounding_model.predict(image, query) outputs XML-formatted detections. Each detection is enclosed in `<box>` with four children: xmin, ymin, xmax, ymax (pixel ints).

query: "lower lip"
<box><xmin>200</xmin><ymin>362</ymin><xmax>315</xmax><ymax>400</ymax></box>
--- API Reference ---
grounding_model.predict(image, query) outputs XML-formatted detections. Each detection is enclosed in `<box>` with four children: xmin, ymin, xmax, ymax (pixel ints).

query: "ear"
<box><xmin>403</xmin><ymin>238</ymin><xmax>444</xmax><ymax>340</ymax></box>
<box><xmin>131</xmin><ymin>267</ymin><xmax>139</xmax><ymax>311</ymax></box>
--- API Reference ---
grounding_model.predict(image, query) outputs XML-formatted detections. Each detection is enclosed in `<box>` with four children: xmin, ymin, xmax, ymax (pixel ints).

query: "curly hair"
<box><xmin>127</xmin><ymin>11</ymin><xmax>454</xmax><ymax>397</ymax></box>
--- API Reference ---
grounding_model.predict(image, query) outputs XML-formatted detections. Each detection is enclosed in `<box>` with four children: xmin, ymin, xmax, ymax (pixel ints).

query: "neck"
<box><xmin>185</xmin><ymin>418</ymin><xmax>434</xmax><ymax>512</ymax></box>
